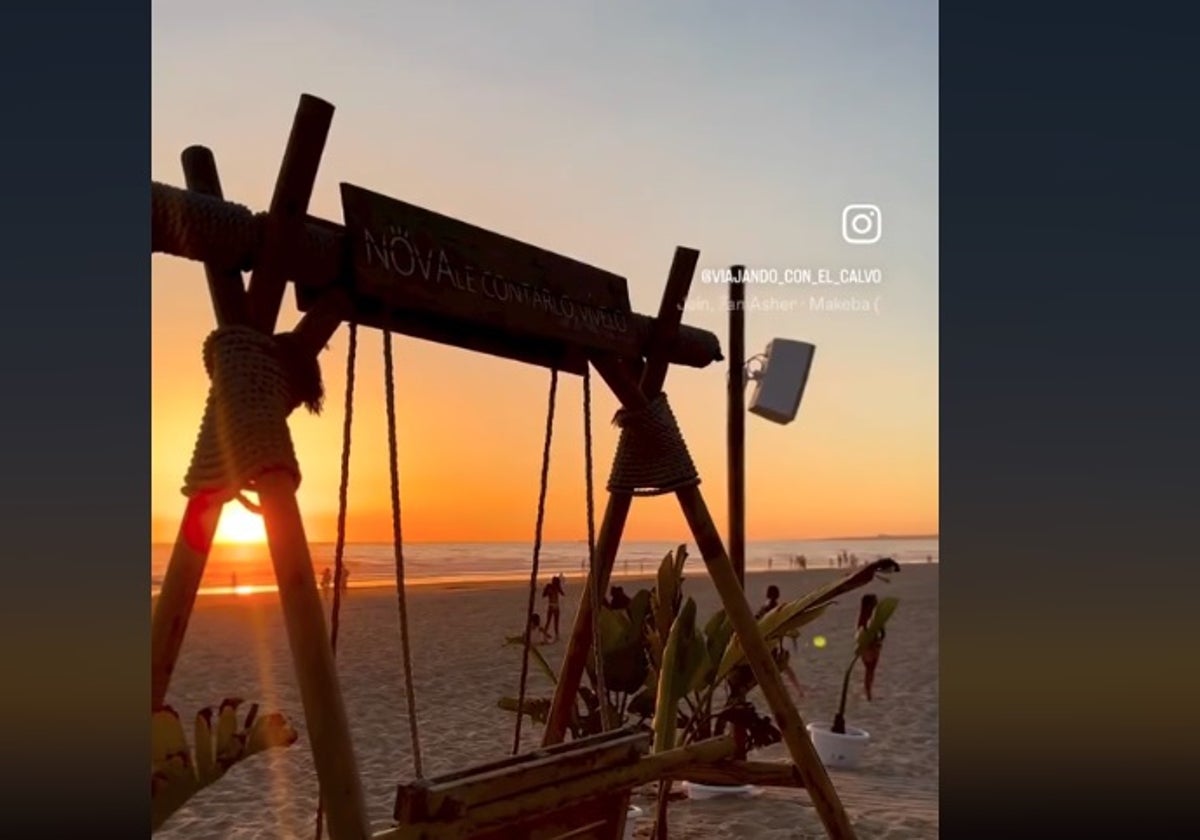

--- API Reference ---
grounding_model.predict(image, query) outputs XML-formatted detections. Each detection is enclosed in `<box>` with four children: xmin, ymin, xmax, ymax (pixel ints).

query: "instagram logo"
<box><xmin>842</xmin><ymin>204</ymin><xmax>882</xmax><ymax>244</ymax></box>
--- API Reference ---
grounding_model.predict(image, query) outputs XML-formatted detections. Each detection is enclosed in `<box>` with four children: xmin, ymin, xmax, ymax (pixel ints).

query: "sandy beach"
<box><xmin>155</xmin><ymin>563</ymin><xmax>938</xmax><ymax>839</ymax></box>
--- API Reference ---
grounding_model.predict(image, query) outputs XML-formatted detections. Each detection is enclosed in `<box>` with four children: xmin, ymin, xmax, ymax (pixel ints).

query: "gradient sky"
<box><xmin>151</xmin><ymin>0</ymin><xmax>938</xmax><ymax>544</ymax></box>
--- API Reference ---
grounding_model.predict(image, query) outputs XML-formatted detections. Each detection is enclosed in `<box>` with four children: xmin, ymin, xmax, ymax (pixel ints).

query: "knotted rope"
<box><xmin>606</xmin><ymin>393</ymin><xmax>699</xmax><ymax>496</ymax></box>
<box><xmin>181</xmin><ymin>325</ymin><xmax>323</xmax><ymax>503</ymax></box>
<box><xmin>152</xmin><ymin>181</ymin><xmax>342</xmax><ymax>278</ymax></box>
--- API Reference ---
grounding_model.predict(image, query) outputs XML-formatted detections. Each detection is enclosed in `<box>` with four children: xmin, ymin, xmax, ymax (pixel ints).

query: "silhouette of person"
<box><xmin>856</xmin><ymin>594</ymin><xmax>886</xmax><ymax>701</ymax></box>
<box><xmin>338</xmin><ymin>565</ymin><xmax>350</xmax><ymax>595</ymax></box>
<box><xmin>542</xmin><ymin>575</ymin><xmax>566</xmax><ymax>642</ymax></box>
<box><xmin>755</xmin><ymin>584</ymin><xmax>781</xmax><ymax>620</ymax></box>
<box><xmin>320</xmin><ymin>567</ymin><xmax>333</xmax><ymax>597</ymax></box>
<box><xmin>608</xmin><ymin>585</ymin><xmax>631</xmax><ymax>610</ymax></box>
<box><xmin>528</xmin><ymin>612</ymin><xmax>551</xmax><ymax>644</ymax></box>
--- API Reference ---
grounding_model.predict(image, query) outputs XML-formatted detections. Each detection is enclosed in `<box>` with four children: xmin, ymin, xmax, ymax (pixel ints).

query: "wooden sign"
<box><xmin>336</xmin><ymin>184</ymin><xmax>635</xmax><ymax>360</ymax></box>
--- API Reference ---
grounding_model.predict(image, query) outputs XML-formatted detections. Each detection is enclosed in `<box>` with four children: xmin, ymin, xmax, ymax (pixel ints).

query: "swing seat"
<box><xmin>390</xmin><ymin>727</ymin><xmax>651</xmax><ymax>840</ymax></box>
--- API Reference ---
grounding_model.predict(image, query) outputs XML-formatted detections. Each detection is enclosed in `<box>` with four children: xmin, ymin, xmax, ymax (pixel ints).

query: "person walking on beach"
<box><xmin>338</xmin><ymin>565</ymin><xmax>350</xmax><ymax>595</ymax></box>
<box><xmin>542</xmin><ymin>575</ymin><xmax>566</xmax><ymax>642</ymax></box>
<box><xmin>320</xmin><ymin>567</ymin><xmax>332</xmax><ymax>598</ymax></box>
<box><xmin>856</xmin><ymin>593</ymin><xmax>886</xmax><ymax>701</ymax></box>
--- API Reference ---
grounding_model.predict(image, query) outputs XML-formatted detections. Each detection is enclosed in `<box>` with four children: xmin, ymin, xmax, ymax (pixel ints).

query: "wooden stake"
<box><xmin>574</xmin><ymin>352</ymin><xmax>857</xmax><ymax>837</ymax></box>
<box><xmin>182</xmin><ymin>146</ymin><xmax>248</xmax><ymax>326</ymax></box>
<box><xmin>150</xmin><ymin>491</ymin><xmax>223</xmax><ymax>708</ymax></box>
<box><xmin>542</xmin><ymin>493</ymin><xmax>634</xmax><ymax>744</ymax></box>
<box><xmin>639</xmin><ymin>247</ymin><xmax>699</xmax><ymax>396</ymax></box>
<box><xmin>728</xmin><ymin>264</ymin><xmax>746</xmax><ymax>585</ymax></box>
<box><xmin>258</xmin><ymin>469</ymin><xmax>370</xmax><ymax>840</ymax></box>
<box><xmin>544</xmin><ymin>248</ymin><xmax>699</xmax><ymax>746</ymax></box>
<box><xmin>675</xmin><ymin>483</ymin><xmax>857</xmax><ymax>840</ymax></box>
<box><xmin>150</xmin><ymin>147</ymin><xmax>253</xmax><ymax>709</ymax></box>
<box><xmin>246</xmin><ymin>94</ymin><xmax>335</xmax><ymax>333</ymax></box>
<box><xmin>150</xmin><ymin>293</ymin><xmax>347</xmax><ymax>710</ymax></box>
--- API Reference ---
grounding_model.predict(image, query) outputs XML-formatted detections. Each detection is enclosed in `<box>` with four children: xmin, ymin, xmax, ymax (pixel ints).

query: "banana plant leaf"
<box><xmin>152</xmin><ymin>700</ymin><xmax>297</xmax><ymax>832</ymax></box>
<box><xmin>715</xmin><ymin>601</ymin><xmax>832</xmax><ymax>683</ymax></box>
<box><xmin>855</xmin><ymin>596</ymin><xmax>899</xmax><ymax>656</ymax></box>
<box><xmin>597</xmin><ymin>606</ymin><xmax>650</xmax><ymax>694</ymax></box>
<box><xmin>652</xmin><ymin>596</ymin><xmax>699</xmax><ymax>752</ymax></box>
<box><xmin>713</xmin><ymin>559</ymin><xmax>899</xmax><ymax>683</ymax></box>
<box><xmin>701</xmin><ymin>609</ymin><xmax>734</xmax><ymax>687</ymax></box>
<box><xmin>652</xmin><ymin>545</ymin><xmax>687</xmax><ymax>646</ymax></box>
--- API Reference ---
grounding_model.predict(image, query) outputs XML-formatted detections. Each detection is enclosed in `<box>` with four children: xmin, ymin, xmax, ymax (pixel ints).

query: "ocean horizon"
<box><xmin>150</xmin><ymin>536</ymin><xmax>939</xmax><ymax>597</ymax></box>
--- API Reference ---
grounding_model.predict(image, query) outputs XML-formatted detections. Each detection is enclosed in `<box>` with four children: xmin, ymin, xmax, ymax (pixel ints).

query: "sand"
<box><xmin>155</xmin><ymin>564</ymin><xmax>938</xmax><ymax>839</ymax></box>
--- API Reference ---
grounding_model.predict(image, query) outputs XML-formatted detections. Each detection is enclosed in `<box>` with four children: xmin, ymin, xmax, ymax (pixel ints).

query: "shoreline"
<box><xmin>150</xmin><ymin>560</ymin><xmax>936</xmax><ymax>602</ymax></box>
<box><xmin>157</xmin><ymin>564</ymin><xmax>937</xmax><ymax>838</ymax></box>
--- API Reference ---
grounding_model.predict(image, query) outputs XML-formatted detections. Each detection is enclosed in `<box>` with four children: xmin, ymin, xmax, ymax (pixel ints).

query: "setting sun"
<box><xmin>213</xmin><ymin>499</ymin><xmax>268</xmax><ymax>545</ymax></box>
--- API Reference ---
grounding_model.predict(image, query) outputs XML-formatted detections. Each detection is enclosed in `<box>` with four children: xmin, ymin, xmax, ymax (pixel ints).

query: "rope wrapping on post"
<box><xmin>152</xmin><ymin>181</ymin><xmax>343</xmax><ymax>278</ymax></box>
<box><xmin>181</xmin><ymin>326</ymin><xmax>310</xmax><ymax>502</ymax></box>
<box><xmin>606</xmin><ymin>392</ymin><xmax>700</xmax><ymax>496</ymax></box>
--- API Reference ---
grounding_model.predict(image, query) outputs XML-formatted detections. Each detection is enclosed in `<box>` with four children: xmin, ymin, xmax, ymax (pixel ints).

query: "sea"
<box><xmin>150</xmin><ymin>537</ymin><xmax>939</xmax><ymax>597</ymax></box>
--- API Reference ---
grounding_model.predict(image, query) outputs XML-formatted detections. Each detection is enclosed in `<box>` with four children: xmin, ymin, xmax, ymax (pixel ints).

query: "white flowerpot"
<box><xmin>806</xmin><ymin>722</ymin><xmax>870</xmax><ymax>769</ymax></box>
<box><xmin>623</xmin><ymin>805</ymin><xmax>643</xmax><ymax>840</ymax></box>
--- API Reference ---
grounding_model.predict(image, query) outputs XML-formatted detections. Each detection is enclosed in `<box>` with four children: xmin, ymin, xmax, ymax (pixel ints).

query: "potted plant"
<box><xmin>806</xmin><ymin>592</ymin><xmax>899</xmax><ymax>770</ymax></box>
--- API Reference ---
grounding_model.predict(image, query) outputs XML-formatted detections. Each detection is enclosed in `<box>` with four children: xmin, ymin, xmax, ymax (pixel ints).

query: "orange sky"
<box><xmin>151</xmin><ymin>3</ymin><xmax>938</xmax><ymax>545</ymax></box>
<box><xmin>152</xmin><ymin>283</ymin><xmax>938</xmax><ymax>543</ymax></box>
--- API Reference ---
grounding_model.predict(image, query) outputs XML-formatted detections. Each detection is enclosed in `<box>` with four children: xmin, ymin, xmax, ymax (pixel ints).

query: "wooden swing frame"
<box><xmin>149</xmin><ymin>93</ymin><xmax>858</xmax><ymax>840</ymax></box>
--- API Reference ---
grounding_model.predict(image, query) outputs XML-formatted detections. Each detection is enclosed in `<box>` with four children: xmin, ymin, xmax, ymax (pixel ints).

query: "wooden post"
<box><xmin>151</xmin><ymin>492</ymin><xmax>223</xmax><ymax>708</ymax></box>
<box><xmin>150</xmin><ymin>146</ymin><xmax>247</xmax><ymax>709</ymax></box>
<box><xmin>181</xmin><ymin>146</ymin><xmax>248</xmax><ymax>326</ymax></box>
<box><xmin>578</xmin><ymin>350</ymin><xmax>859</xmax><ymax>839</ymax></box>
<box><xmin>543</xmin><ymin>248</ymin><xmax>699</xmax><ymax>746</ymax></box>
<box><xmin>639</xmin><ymin>248</ymin><xmax>700</xmax><ymax>396</ymax></box>
<box><xmin>542</xmin><ymin>493</ymin><xmax>634</xmax><ymax>744</ymax></box>
<box><xmin>258</xmin><ymin>469</ymin><xmax>370</xmax><ymax>839</ymax></box>
<box><xmin>241</xmin><ymin>95</ymin><xmax>367</xmax><ymax>840</ymax></box>
<box><xmin>728</xmin><ymin>264</ymin><xmax>746</xmax><ymax>586</ymax></box>
<box><xmin>246</xmin><ymin>94</ymin><xmax>335</xmax><ymax>333</ymax></box>
<box><xmin>675</xmin><ymin>484</ymin><xmax>857</xmax><ymax>840</ymax></box>
<box><xmin>150</xmin><ymin>293</ymin><xmax>348</xmax><ymax>710</ymax></box>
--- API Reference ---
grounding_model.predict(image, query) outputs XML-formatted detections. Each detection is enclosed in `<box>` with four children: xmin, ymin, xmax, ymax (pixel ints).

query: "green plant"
<box><xmin>831</xmin><ymin>594</ymin><xmax>899</xmax><ymax>734</ymax></box>
<box><xmin>498</xmin><ymin>549</ymin><xmax>902</xmax><ymax>750</ymax></box>
<box><xmin>151</xmin><ymin>699</ymin><xmax>298</xmax><ymax>831</ymax></box>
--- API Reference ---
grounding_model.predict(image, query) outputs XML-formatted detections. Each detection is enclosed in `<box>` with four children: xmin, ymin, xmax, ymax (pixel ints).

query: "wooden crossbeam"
<box><xmin>383</xmin><ymin>737</ymin><xmax>736</xmax><ymax>840</ymax></box>
<box><xmin>395</xmin><ymin>728</ymin><xmax>650</xmax><ymax>822</ymax></box>
<box><xmin>150</xmin><ymin>182</ymin><xmax>723</xmax><ymax>374</ymax></box>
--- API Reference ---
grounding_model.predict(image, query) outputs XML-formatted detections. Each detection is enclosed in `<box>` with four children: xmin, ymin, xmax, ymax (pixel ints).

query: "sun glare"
<box><xmin>214</xmin><ymin>500</ymin><xmax>268</xmax><ymax>545</ymax></box>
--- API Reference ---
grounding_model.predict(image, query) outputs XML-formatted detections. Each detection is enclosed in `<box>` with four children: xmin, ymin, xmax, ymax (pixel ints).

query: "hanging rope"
<box><xmin>512</xmin><ymin>369</ymin><xmax>559</xmax><ymax>755</ymax></box>
<box><xmin>314</xmin><ymin>323</ymin><xmax>358</xmax><ymax>840</ymax></box>
<box><xmin>583</xmin><ymin>367</ymin><xmax>612</xmax><ymax>731</ymax></box>
<box><xmin>606</xmin><ymin>392</ymin><xmax>699</xmax><ymax>496</ymax></box>
<box><xmin>383</xmin><ymin>329</ymin><xmax>424</xmax><ymax>779</ymax></box>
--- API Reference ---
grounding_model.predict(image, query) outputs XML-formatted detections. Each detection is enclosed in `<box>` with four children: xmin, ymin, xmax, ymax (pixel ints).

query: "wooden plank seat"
<box><xmin>391</xmin><ymin>727</ymin><xmax>651</xmax><ymax>840</ymax></box>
